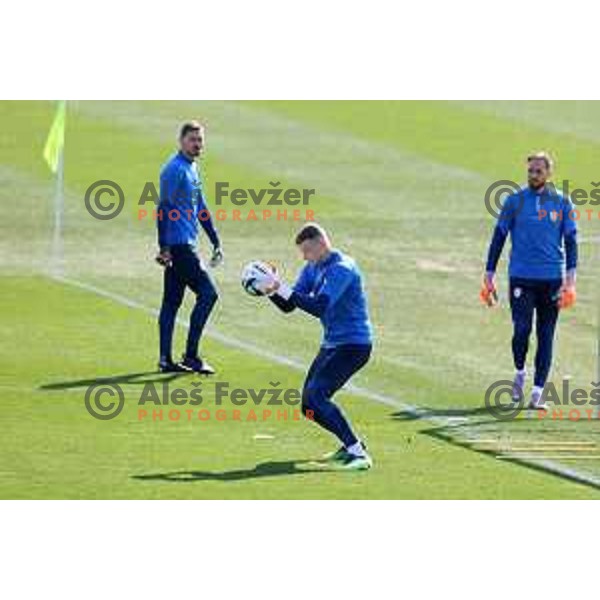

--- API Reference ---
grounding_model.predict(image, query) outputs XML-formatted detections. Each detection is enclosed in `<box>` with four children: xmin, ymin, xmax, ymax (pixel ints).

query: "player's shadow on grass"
<box><xmin>390</xmin><ymin>406</ymin><xmax>492</xmax><ymax>421</ymax></box>
<box><xmin>422</xmin><ymin>422</ymin><xmax>600</xmax><ymax>491</ymax></box>
<box><xmin>132</xmin><ymin>460</ymin><xmax>325</xmax><ymax>483</ymax></box>
<box><xmin>395</xmin><ymin>409</ymin><xmax>600</xmax><ymax>491</ymax></box>
<box><xmin>39</xmin><ymin>371</ymin><xmax>188</xmax><ymax>391</ymax></box>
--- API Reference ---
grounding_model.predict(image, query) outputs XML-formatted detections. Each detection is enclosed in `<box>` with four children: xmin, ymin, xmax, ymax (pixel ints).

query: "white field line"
<box><xmin>49</xmin><ymin>272</ymin><xmax>600</xmax><ymax>491</ymax></box>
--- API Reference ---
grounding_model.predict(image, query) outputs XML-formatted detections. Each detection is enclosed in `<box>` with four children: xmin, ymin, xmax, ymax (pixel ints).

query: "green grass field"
<box><xmin>1</xmin><ymin>100</ymin><xmax>600</xmax><ymax>498</ymax></box>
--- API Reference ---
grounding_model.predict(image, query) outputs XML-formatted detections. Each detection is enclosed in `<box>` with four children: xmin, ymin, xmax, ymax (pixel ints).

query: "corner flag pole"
<box><xmin>43</xmin><ymin>100</ymin><xmax>66</xmax><ymax>276</ymax></box>
<box><xmin>52</xmin><ymin>146</ymin><xmax>65</xmax><ymax>276</ymax></box>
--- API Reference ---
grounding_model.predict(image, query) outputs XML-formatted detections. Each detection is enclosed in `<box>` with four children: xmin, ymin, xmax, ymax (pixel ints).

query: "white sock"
<box><xmin>346</xmin><ymin>441</ymin><xmax>365</xmax><ymax>457</ymax></box>
<box><xmin>517</xmin><ymin>368</ymin><xmax>526</xmax><ymax>376</ymax></box>
<box><xmin>532</xmin><ymin>385</ymin><xmax>544</xmax><ymax>397</ymax></box>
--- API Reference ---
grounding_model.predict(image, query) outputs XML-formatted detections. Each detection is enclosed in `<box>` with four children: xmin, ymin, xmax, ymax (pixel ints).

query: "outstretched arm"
<box><xmin>268</xmin><ymin>294</ymin><xmax>295</xmax><ymax>313</ymax></box>
<box><xmin>268</xmin><ymin>264</ymin><xmax>313</xmax><ymax>314</ymax></box>
<box><xmin>563</xmin><ymin>196</ymin><xmax>578</xmax><ymax>286</ymax></box>
<box><xmin>485</xmin><ymin>225</ymin><xmax>509</xmax><ymax>275</ymax></box>
<box><xmin>485</xmin><ymin>193</ymin><xmax>515</xmax><ymax>276</ymax></box>
<box><xmin>157</xmin><ymin>166</ymin><xmax>180</xmax><ymax>252</ymax></box>
<box><xmin>198</xmin><ymin>209</ymin><xmax>220</xmax><ymax>249</ymax></box>
<box><xmin>270</xmin><ymin>264</ymin><xmax>353</xmax><ymax>319</ymax></box>
<box><xmin>481</xmin><ymin>197</ymin><xmax>514</xmax><ymax>306</ymax></box>
<box><xmin>196</xmin><ymin>184</ymin><xmax>222</xmax><ymax>268</ymax></box>
<box><xmin>561</xmin><ymin>198</ymin><xmax>578</xmax><ymax>308</ymax></box>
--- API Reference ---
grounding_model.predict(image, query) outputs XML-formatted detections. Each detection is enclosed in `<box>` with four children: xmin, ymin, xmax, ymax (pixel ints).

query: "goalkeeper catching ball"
<box><xmin>256</xmin><ymin>224</ymin><xmax>374</xmax><ymax>470</ymax></box>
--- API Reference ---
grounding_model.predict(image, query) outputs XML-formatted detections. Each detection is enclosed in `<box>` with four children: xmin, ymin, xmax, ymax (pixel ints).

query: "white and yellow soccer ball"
<box><xmin>241</xmin><ymin>260</ymin><xmax>277</xmax><ymax>297</ymax></box>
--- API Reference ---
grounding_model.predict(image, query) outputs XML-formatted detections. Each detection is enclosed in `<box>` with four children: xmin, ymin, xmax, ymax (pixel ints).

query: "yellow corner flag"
<box><xmin>43</xmin><ymin>101</ymin><xmax>66</xmax><ymax>173</ymax></box>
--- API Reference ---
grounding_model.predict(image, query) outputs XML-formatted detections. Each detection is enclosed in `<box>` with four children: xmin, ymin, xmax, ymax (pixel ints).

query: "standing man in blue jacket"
<box><xmin>484</xmin><ymin>152</ymin><xmax>578</xmax><ymax>408</ymax></box>
<box><xmin>260</xmin><ymin>224</ymin><xmax>374</xmax><ymax>470</ymax></box>
<box><xmin>156</xmin><ymin>121</ymin><xmax>223</xmax><ymax>374</ymax></box>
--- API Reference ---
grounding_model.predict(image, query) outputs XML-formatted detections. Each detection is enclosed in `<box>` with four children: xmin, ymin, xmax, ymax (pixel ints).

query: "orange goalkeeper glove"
<box><xmin>558</xmin><ymin>286</ymin><xmax>576</xmax><ymax>309</ymax></box>
<box><xmin>480</xmin><ymin>274</ymin><xmax>498</xmax><ymax>307</ymax></box>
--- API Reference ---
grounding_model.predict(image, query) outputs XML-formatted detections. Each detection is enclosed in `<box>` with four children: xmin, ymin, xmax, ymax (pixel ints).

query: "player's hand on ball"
<box><xmin>253</xmin><ymin>265</ymin><xmax>279</xmax><ymax>295</ymax></box>
<box><xmin>261</xmin><ymin>279</ymin><xmax>281</xmax><ymax>296</ymax></box>
<box><xmin>210</xmin><ymin>246</ymin><xmax>224</xmax><ymax>268</ymax></box>
<box><xmin>257</xmin><ymin>266</ymin><xmax>293</xmax><ymax>299</ymax></box>
<box><xmin>155</xmin><ymin>248</ymin><xmax>172</xmax><ymax>268</ymax></box>
<box><xmin>241</xmin><ymin>260</ymin><xmax>279</xmax><ymax>296</ymax></box>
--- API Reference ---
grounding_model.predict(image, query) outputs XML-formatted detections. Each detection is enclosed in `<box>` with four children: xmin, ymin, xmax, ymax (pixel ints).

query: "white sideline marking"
<box><xmin>49</xmin><ymin>273</ymin><xmax>600</xmax><ymax>491</ymax></box>
<box><xmin>49</xmin><ymin>274</ymin><xmax>415</xmax><ymax>412</ymax></box>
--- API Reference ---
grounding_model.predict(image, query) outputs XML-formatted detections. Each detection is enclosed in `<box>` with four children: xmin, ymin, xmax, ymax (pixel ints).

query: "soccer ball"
<box><xmin>241</xmin><ymin>260</ymin><xmax>276</xmax><ymax>297</ymax></box>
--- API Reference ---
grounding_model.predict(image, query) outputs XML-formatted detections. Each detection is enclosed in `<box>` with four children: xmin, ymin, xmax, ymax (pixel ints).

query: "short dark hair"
<box><xmin>295</xmin><ymin>223</ymin><xmax>327</xmax><ymax>245</ymax></box>
<box><xmin>527</xmin><ymin>151</ymin><xmax>554</xmax><ymax>171</ymax></box>
<box><xmin>179</xmin><ymin>120</ymin><xmax>203</xmax><ymax>139</ymax></box>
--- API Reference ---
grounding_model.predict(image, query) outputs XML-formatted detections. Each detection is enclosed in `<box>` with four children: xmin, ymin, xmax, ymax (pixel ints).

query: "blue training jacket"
<box><xmin>291</xmin><ymin>249</ymin><xmax>373</xmax><ymax>348</ymax></box>
<box><xmin>157</xmin><ymin>151</ymin><xmax>219</xmax><ymax>249</ymax></box>
<box><xmin>486</xmin><ymin>184</ymin><xmax>578</xmax><ymax>280</ymax></box>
